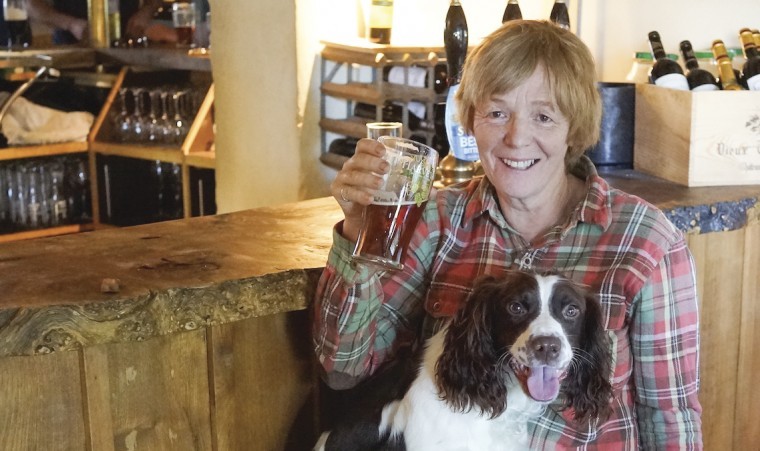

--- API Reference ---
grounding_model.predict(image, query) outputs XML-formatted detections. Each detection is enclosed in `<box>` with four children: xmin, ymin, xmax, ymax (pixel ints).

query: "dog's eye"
<box><xmin>508</xmin><ymin>302</ymin><xmax>525</xmax><ymax>316</ymax></box>
<box><xmin>563</xmin><ymin>304</ymin><xmax>580</xmax><ymax>319</ymax></box>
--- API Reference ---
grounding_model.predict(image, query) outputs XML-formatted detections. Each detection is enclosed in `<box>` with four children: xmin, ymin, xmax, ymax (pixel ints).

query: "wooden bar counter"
<box><xmin>0</xmin><ymin>172</ymin><xmax>758</xmax><ymax>450</ymax></box>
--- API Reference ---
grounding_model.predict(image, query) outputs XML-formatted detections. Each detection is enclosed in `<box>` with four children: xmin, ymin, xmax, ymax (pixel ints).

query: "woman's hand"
<box><xmin>331</xmin><ymin>138</ymin><xmax>389</xmax><ymax>242</ymax></box>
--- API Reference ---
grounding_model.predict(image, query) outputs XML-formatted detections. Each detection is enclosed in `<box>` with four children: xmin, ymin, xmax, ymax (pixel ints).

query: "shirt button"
<box><xmin>432</xmin><ymin>301</ymin><xmax>441</xmax><ymax>312</ymax></box>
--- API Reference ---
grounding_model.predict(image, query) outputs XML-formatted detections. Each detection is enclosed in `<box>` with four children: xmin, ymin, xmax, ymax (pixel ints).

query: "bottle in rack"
<box><xmin>383</xmin><ymin>64</ymin><xmax>448</xmax><ymax>95</ymax></box>
<box><xmin>443</xmin><ymin>0</ymin><xmax>478</xmax><ymax>163</ymax></box>
<box><xmin>367</xmin><ymin>0</ymin><xmax>394</xmax><ymax>45</ymax></box>
<box><xmin>679</xmin><ymin>40</ymin><xmax>719</xmax><ymax>91</ymax></box>
<box><xmin>647</xmin><ymin>31</ymin><xmax>689</xmax><ymax>90</ymax></box>
<box><xmin>502</xmin><ymin>0</ymin><xmax>522</xmax><ymax>23</ymax></box>
<box><xmin>738</xmin><ymin>28</ymin><xmax>760</xmax><ymax>91</ymax></box>
<box><xmin>712</xmin><ymin>40</ymin><xmax>744</xmax><ymax>90</ymax></box>
<box><xmin>549</xmin><ymin>0</ymin><xmax>570</xmax><ymax>30</ymax></box>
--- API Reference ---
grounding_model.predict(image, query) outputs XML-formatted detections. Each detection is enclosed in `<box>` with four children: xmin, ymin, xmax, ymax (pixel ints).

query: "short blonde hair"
<box><xmin>456</xmin><ymin>20</ymin><xmax>601</xmax><ymax>164</ymax></box>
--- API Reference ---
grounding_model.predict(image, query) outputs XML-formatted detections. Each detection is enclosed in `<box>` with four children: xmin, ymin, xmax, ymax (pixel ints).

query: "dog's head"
<box><xmin>435</xmin><ymin>270</ymin><xmax>613</xmax><ymax>422</ymax></box>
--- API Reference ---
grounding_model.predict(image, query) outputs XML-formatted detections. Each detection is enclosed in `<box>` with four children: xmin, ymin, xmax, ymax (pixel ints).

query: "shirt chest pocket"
<box><xmin>425</xmin><ymin>281</ymin><xmax>472</xmax><ymax>318</ymax></box>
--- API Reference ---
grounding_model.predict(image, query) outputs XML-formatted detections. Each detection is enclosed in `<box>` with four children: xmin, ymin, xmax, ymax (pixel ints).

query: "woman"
<box><xmin>313</xmin><ymin>20</ymin><xmax>702</xmax><ymax>449</ymax></box>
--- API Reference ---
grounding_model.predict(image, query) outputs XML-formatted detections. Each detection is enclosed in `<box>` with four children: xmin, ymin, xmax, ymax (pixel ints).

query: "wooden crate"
<box><xmin>634</xmin><ymin>84</ymin><xmax>760</xmax><ymax>187</ymax></box>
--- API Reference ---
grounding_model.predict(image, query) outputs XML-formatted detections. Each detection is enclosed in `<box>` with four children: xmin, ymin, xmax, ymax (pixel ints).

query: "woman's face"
<box><xmin>472</xmin><ymin>65</ymin><xmax>571</xmax><ymax>208</ymax></box>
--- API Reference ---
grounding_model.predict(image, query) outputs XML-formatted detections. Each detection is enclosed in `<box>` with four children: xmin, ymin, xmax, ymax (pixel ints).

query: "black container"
<box><xmin>587</xmin><ymin>82</ymin><xmax>635</xmax><ymax>169</ymax></box>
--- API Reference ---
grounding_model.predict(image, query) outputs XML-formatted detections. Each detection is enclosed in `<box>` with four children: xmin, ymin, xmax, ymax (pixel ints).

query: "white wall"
<box><xmin>213</xmin><ymin>0</ymin><xmax>760</xmax><ymax>209</ymax></box>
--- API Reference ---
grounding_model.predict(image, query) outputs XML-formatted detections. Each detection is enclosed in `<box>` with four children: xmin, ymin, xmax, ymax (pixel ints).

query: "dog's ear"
<box><xmin>435</xmin><ymin>275</ymin><xmax>508</xmax><ymax>418</ymax></box>
<box><xmin>564</xmin><ymin>292</ymin><xmax>613</xmax><ymax>422</ymax></box>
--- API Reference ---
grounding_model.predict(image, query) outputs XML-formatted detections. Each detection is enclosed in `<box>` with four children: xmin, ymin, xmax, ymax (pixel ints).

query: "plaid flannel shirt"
<box><xmin>313</xmin><ymin>157</ymin><xmax>702</xmax><ymax>449</ymax></box>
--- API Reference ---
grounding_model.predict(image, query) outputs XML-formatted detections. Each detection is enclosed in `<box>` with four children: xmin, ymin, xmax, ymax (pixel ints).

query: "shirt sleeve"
<box><xmin>312</xmin><ymin>205</ymin><xmax>439</xmax><ymax>390</ymax></box>
<box><xmin>632</xmin><ymin>236</ymin><xmax>703</xmax><ymax>450</ymax></box>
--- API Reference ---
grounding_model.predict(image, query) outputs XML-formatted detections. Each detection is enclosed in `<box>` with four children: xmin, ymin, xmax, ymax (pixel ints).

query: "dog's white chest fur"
<box><xmin>382</xmin><ymin>331</ymin><xmax>544</xmax><ymax>451</ymax></box>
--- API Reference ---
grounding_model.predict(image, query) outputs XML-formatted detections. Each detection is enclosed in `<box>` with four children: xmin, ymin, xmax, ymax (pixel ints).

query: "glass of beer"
<box><xmin>172</xmin><ymin>2</ymin><xmax>196</xmax><ymax>47</ymax></box>
<box><xmin>3</xmin><ymin>0</ymin><xmax>32</xmax><ymax>49</ymax></box>
<box><xmin>351</xmin><ymin>136</ymin><xmax>438</xmax><ymax>271</ymax></box>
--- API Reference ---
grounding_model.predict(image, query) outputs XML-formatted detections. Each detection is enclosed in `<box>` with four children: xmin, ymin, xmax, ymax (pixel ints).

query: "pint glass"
<box><xmin>352</xmin><ymin>136</ymin><xmax>438</xmax><ymax>271</ymax></box>
<box><xmin>172</xmin><ymin>2</ymin><xmax>196</xmax><ymax>46</ymax></box>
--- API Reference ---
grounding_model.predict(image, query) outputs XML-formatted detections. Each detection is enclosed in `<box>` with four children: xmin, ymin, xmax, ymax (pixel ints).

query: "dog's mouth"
<box><xmin>509</xmin><ymin>360</ymin><xmax>566</xmax><ymax>402</ymax></box>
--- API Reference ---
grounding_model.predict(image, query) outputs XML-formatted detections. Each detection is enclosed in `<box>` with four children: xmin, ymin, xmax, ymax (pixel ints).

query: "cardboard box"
<box><xmin>634</xmin><ymin>84</ymin><xmax>760</xmax><ymax>186</ymax></box>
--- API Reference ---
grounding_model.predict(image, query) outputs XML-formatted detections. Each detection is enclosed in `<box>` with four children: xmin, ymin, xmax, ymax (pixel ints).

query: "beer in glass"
<box><xmin>352</xmin><ymin>136</ymin><xmax>438</xmax><ymax>271</ymax></box>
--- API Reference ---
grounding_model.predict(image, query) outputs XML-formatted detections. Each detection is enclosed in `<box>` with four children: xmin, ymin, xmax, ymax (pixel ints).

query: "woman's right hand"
<box><xmin>331</xmin><ymin>138</ymin><xmax>389</xmax><ymax>242</ymax></box>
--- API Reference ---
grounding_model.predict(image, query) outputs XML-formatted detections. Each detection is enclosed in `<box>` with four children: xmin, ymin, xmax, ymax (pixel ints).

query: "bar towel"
<box><xmin>0</xmin><ymin>92</ymin><xmax>94</xmax><ymax>145</ymax></box>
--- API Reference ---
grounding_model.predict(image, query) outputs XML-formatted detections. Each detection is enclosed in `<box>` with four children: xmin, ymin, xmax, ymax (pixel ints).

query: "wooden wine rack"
<box><xmin>319</xmin><ymin>40</ymin><xmax>447</xmax><ymax>170</ymax></box>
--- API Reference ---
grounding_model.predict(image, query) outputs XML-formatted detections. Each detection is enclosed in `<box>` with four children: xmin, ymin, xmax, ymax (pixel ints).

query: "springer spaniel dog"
<box><xmin>316</xmin><ymin>270</ymin><xmax>613</xmax><ymax>451</ymax></box>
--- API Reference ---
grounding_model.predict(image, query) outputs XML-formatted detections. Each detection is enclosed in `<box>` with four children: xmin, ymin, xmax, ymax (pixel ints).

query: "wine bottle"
<box><xmin>647</xmin><ymin>31</ymin><xmax>689</xmax><ymax>90</ymax></box>
<box><xmin>712</xmin><ymin>40</ymin><xmax>744</xmax><ymax>90</ymax></box>
<box><xmin>368</xmin><ymin>0</ymin><xmax>393</xmax><ymax>45</ymax></box>
<box><xmin>354</xmin><ymin>102</ymin><xmax>434</xmax><ymax>131</ymax></box>
<box><xmin>679</xmin><ymin>40</ymin><xmax>718</xmax><ymax>91</ymax></box>
<box><xmin>502</xmin><ymin>0</ymin><xmax>522</xmax><ymax>23</ymax></box>
<box><xmin>443</xmin><ymin>0</ymin><xmax>479</xmax><ymax>162</ymax></box>
<box><xmin>753</xmin><ymin>29</ymin><xmax>760</xmax><ymax>48</ymax></box>
<box><xmin>549</xmin><ymin>0</ymin><xmax>570</xmax><ymax>30</ymax></box>
<box><xmin>739</xmin><ymin>28</ymin><xmax>760</xmax><ymax>91</ymax></box>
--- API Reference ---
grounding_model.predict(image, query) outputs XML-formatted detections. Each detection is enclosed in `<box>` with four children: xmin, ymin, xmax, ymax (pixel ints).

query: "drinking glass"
<box><xmin>3</xmin><ymin>0</ymin><xmax>32</xmax><ymax>49</ymax></box>
<box><xmin>146</xmin><ymin>89</ymin><xmax>163</xmax><ymax>144</ymax></box>
<box><xmin>172</xmin><ymin>2</ymin><xmax>196</xmax><ymax>47</ymax></box>
<box><xmin>366</xmin><ymin>121</ymin><xmax>402</xmax><ymax>140</ymax></box>
<box><xmin>171</xmin><ymin>90</ymin><xmax>191</xmax><ymax>145</ymax></box>
<box><xmin>351</xmin><ymin>136</ymin><xmax>438</xmax><ymax>271</ymax></box>
<box><xmin>129</xmin><ymin>88</ymin><xmax>148</xmax><ymax>143</ymax></box>
<box><xmin>114</xmin><ymin>88</ymin><xmax>133</xmax><ymax>142</ymax></box>
<box><xmin>158</xmin><ymin>90</ymin><xmax>174</xmax><ymax>144</ymax></box>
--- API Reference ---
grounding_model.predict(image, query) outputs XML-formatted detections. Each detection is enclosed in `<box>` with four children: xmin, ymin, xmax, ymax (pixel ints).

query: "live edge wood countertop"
<box><xmin>0</xmin><ymin>172</ymin><xmax>758</xmax><ymax>358</ymax></box>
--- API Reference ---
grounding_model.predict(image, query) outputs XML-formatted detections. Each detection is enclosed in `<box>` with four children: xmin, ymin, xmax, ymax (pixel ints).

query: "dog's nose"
<box><xmin>531</xmin><ymin>336</ymin><xmax>561</xmax><ymax>364</ymax></box>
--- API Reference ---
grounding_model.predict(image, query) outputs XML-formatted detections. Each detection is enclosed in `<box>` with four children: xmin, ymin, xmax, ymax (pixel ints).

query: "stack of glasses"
<box><xmin>0</xmin><ymin>156</ymin><xmax>91</xmax><ymax>233</ymax></box>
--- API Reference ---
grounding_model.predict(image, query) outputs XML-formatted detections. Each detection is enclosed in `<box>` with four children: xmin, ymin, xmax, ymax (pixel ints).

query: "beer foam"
<box><xmin>371</xmin><ymin>199</ymin><xmax>419</xmax><ymax>206</ymax></box>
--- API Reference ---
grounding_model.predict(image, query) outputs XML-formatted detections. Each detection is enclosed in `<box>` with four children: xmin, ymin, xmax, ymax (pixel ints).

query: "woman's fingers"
<box><xmin>332</xmin><ymin>139</ymin><xmax>389</xmax><ymax>206</ymax></box>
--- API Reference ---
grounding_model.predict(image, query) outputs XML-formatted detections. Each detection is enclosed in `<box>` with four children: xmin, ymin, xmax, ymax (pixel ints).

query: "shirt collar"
<box><xmin>460</xmin><ymin>156</ymin><xmax>613</xmax><ymax>231</ymax></box>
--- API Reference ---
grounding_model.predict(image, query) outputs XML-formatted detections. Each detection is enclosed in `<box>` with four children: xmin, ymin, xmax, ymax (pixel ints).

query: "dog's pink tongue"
<box><xmin>527</xmin><ymin>366</ymin><xmax>561</xmax><ymax>402</ymax></box>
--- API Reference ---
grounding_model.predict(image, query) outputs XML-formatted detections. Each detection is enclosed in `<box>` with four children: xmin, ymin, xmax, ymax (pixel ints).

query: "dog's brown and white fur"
<box><xmin>316</xmin><ymin>271</ymin><xmax>612</xmax><ymax>451</ymax></box>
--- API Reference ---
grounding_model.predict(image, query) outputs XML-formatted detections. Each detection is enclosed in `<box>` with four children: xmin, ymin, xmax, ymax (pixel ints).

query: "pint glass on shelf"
<box><xmin>3</xmin><ymin>0</ymin><xmax>32</xmax><ymax>48</ymax></box>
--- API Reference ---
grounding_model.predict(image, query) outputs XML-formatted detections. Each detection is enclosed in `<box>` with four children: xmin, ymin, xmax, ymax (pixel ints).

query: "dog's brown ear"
<box><xmin>564</xmin><ymin>292</ymin><xmax>613</xmax><ymax>422</ymax></box>
<box><xmin>435</xmin><ymin>276</ymin><xmax>509</xmax><ymax>419</ymax></box>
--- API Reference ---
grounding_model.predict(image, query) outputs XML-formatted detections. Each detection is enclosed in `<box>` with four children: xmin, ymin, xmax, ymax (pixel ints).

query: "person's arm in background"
<box><xmin>26</xmin><ymin>0</ymin><xmax>88</xmax><ymax>41</ymax></box>
<box><xmin>125</xmin><ymin>0</ymin><xmax>175</xmax><ymax>43</ymax></box>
